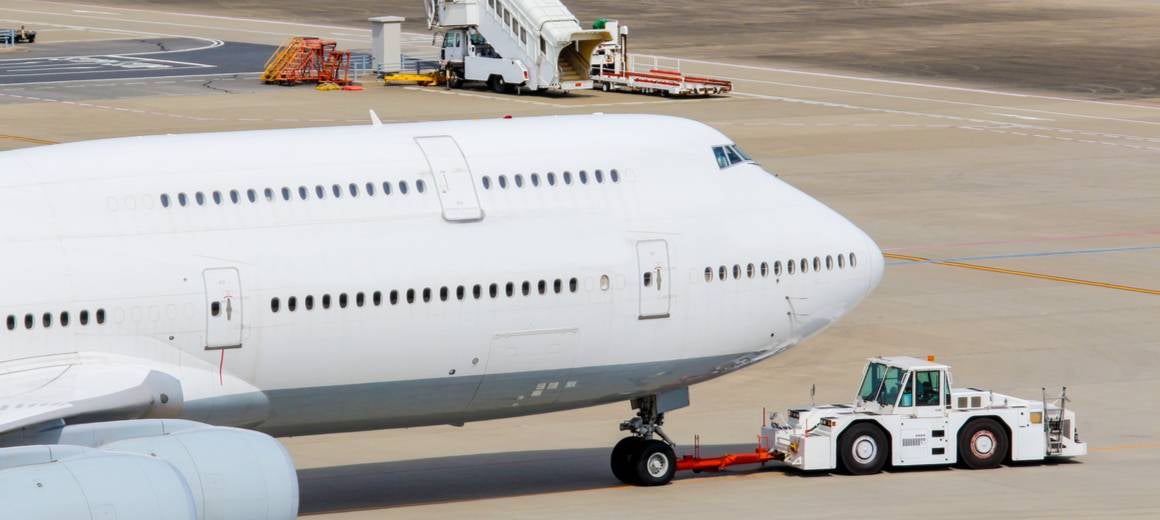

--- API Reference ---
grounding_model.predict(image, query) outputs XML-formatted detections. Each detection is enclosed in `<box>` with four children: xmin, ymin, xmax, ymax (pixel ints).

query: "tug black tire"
<box><xmin>838</xmin><ymin>422</ymin><xmax>889</xmax><ymax>475</ymax></box>
<box><xmin>958</xmin><ymin>418</ymin><xmax>1008</xmax><ymax>469</ymax></box>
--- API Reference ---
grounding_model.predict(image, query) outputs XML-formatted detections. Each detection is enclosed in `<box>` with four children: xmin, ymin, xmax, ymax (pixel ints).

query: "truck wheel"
<box><xmin>610</xmin><ymin>436</ymin><xmax>642</xmax><ymax>484</ymax></box>
<box><xmin>633</xmin><ymin>439</ymin><xmax>676</xmax><ymax>486</ymax></box>
<box><xmin>838</xmin><ymin>423</ymin><xmax>888</xmax><ymax>475</ymax></box>
<box><xmin>601</xmin><ymin>82</ymin><xmax>610</xmax><ymax>92</ymax></box>
<box><xmin>490</xmin><ymin>76</ymin><xmax>508</xmax><ymax>94</ymax></box>
<box><xmin>958</xmin><ymin>418</ymin><xmax>1008</xmax><ymax>469</ymax></box>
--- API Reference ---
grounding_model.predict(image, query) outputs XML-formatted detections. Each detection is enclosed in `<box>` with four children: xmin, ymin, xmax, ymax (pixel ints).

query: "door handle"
<box><xmin>654</xmin><ymin>267</ymin><xmax>662</xmax><ymax>291</ymax></box>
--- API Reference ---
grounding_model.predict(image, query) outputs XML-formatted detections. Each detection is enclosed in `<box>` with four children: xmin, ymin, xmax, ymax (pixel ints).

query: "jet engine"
<box><xmin>0</xmin><ymin>419</ymin><xmax>298</xmax><ymax>520</ymax></box>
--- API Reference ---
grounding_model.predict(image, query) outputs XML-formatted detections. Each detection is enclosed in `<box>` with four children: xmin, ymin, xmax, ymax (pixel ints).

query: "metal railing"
<box><xmin>628</xmin><ymin>54</ymin><xmax>684</xmax><ymax>75</ymax></box>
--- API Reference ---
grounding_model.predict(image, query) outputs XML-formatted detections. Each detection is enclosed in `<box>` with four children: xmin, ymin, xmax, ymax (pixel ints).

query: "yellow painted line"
<box><xmin>884</xmin><ymin>252</ymin><xmax>1160</xmax><ymax>296</ymax></box>
<box><xmin>1089</xmin><ymin>442</ymin><xmax>1160</xmax><ymax>453</ymax></box>
<box><xmin>0</xmin><ymin>134</ymin><xmax>57</xmax><ymax>145</ymax></box>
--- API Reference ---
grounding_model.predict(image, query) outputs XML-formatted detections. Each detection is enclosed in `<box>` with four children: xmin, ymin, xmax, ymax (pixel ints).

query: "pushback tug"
<box><xmin>616</xmin><ymin>356</ymin><xmax>1086</xmax><ymax>485</ymax></box>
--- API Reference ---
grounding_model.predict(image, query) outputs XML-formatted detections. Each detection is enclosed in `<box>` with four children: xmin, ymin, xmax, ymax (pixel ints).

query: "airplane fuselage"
<box><xmin>0</xmin><ymin>115</ymin><xmax>882</xmax><ymax>436</ymax></box>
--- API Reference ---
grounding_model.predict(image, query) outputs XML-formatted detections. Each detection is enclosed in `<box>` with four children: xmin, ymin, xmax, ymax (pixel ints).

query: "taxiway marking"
<box><xmin>884</xmin><ymin>253</ymin><xmax>1160</xmax><ymax>296</ymax></box>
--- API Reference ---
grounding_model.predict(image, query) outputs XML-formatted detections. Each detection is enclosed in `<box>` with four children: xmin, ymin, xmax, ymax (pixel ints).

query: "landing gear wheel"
<box><xmin>958</xmin><ymin>418</ymin><xmax>1008</xmax><ymax>469</ymax></box>
<box><xmin>610</xmin><ymin>436</ymin><xmax>643</xmax><ymax>484</ymax></box>
<box><xmin>632</xmin><ymin>439</ymin><xmax>676</xmax><ymax>486</ymax></box>
<box><xmin>838</xmin><ymin>423</ymin><xmax>888</xmax><ymax>475</ymax></box>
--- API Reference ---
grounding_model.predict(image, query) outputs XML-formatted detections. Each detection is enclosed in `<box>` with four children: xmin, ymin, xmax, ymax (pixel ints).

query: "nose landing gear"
<box><xmin>610</xmin><ymin>395</ymin><xmax>678</xmax><ymax>486</ymax></box>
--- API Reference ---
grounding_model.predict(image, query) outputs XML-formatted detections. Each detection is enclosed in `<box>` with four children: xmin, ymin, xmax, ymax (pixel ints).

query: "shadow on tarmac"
<box><xmin>297</xmin><ymin>443</ymin><xmax>784</xmax><ymax>514</ymax></box>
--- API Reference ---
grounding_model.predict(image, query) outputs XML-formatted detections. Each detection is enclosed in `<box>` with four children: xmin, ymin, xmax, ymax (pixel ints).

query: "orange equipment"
<box><xmin>675</xmin><ymin>435</ymin><xmax>782</xmax><ymax>474</ymax></box>
<box><xmin>261</xmin><ymin>37</ymin><xmax>353</xmax><ymax>86</ymax></box>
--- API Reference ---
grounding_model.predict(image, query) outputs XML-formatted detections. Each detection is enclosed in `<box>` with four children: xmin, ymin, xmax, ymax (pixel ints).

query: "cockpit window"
<box><xmin>712</xmin><ymin>144</ymin><xmax>754</xmax><ymax>169</ymax></box>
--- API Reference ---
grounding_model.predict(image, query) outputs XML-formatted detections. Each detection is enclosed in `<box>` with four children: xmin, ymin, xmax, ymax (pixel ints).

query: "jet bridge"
<box><xmin>425</xmin><ymin>0</ymin><xmax>610</xmax><ymax>92</ymax></box>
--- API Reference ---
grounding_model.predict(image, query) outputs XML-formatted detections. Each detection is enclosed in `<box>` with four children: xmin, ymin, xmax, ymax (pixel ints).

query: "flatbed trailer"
<box><xmin>644</xmin><ymin>355</ymin><xmax>1085</xmax><ymax>482</ymax></box>
<box><xmin>589</xmin><ymin>20</ymin><xmax>731</xmax><ymax>97</ymax></box>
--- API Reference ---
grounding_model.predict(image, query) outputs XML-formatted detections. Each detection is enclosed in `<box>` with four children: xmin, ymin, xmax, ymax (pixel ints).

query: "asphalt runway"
<box><xmin>1</xmin><ymin>1</ymin><xmax>1158</xmax><ymax>518</ymax></box>
<box><xmin>0</xmin><ymin>38</ymin><xmax>273</xmax><ymax>84</ymax></box>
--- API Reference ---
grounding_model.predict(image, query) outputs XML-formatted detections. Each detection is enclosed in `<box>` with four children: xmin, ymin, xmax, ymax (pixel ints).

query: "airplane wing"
<box><xmin>0</xmin><ymin>353</ymin><xmax>184</xmax><ymax>434</ymax></box>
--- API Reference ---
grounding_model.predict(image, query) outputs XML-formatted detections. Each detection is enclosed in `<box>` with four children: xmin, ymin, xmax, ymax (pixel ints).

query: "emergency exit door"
<box><xmin>204</xmin><ymin>268</ymin><xmax>243</xmax><ymax>349</ymax></box>
<box><xmin>636</xmin><ymin>240</ymin><xmax>671</xmax><ymax>319</ymax></box>
<box><xmin>415</xmin><ymin>136</ymin><xmax>484</xmax><ymax>221</ymax></box>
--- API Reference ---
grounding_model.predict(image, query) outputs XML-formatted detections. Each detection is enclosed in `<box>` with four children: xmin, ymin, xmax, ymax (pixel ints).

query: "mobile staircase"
<box><xmin>261</xmin><ymin>37</ymin><xmax>353</xmax><ymax>86</ymax></box>
<box><xmin>423</xmin><ymin>0</ymin><xmax>610</xmax><ymax>93</ymax></box>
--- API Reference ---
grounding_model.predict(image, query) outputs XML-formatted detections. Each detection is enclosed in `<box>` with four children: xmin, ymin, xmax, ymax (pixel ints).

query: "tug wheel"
<box><xmin>958</xmin><ymin>418</ymin><xmax>1008</xmax><ymax>469</ymax></box>
<box><xmin>610</xmin><ymin>436</ymin><xmax>643</xmax><ymax>484</ymax></box>
<box><xmin>633</xmin><ymin>439</ymin><xmax>676</xmax><ymax>486</ymax></box>
<box><xmin>838</xmin><ymin>422</ymin><xmax>889</xmax><ymax>475</ymax></box>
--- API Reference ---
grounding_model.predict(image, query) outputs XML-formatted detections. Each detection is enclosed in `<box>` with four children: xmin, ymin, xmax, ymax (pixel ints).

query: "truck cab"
<box><xmin>763</xmin><ymin>356</ymin><xmax>1086</xmax><ymax>474</ymax></box>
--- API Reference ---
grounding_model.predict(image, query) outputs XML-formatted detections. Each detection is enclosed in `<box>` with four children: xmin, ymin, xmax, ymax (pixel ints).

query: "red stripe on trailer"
<box><xmin>675</xmin><ymin>436</ymin><xmax>783</xmax><ymax>473</ymax></box>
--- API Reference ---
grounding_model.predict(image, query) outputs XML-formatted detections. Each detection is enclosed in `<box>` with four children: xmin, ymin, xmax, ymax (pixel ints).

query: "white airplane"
<box><xmin>0</xmin><ymin>114</ymin><xmax>882</xmax><ymax>518</ymax></box>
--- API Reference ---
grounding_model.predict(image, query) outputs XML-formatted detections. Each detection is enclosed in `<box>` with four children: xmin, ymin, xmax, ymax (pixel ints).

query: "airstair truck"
<box><xmin>424</xmin><ymin>0</ymin><xmax>611</xmax><ymax>93</ymax></box>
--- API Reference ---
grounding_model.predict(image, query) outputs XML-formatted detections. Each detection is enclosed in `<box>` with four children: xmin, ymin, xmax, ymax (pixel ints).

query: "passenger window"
<box><xmin>96</xmin><ymin>309</ymin><xmax>107</xmax><ymax>325</ymax></box>
<box><xmin>282</xmin><ymin>187</ymin><xmax>292</xmax><ymax>201</ymax></box>
<box><xmin>531</xmin><ymin>173</ymin><xmax>540</xmax><ymax>186</ymax></box>
<box><xmin>594</xmin><ymin>170</ymin><xmax>604</xmax><ymax>183</ymax></box>
<box><xmin>330</xmin><ymin>184</ymin><xmax>341</xmax><ymax>198</ymax></box>
<box><xmin>569</xmin><ymin>277</ymin><xmax>579</xmax><ymax>292</ymax></box>
<box><xmin>915</xmin><ymin>370</ymin><xmax>941</xmax><ymax>407</ymax></box>
<box><xmin>42</xmin><ymin>312</ymin><xmax>52</xmax><ymax>328</ymax></box>
<box><xmin>25</xmin><ymin>313</ymin><xmax>34</xmax><ymax>329</ymax></box>
<box><xmin>826</xmin><ymin>255</ymin><xmax>834</xmax><ymax>270</ymax></box>
<box><xmin>732</xmin><ymin>264</ymin><xmax>741</xmax><ymax>279</ymax></box>
<box><xmin>457</xmin><ymin>285</ymin><xmax>466</xmax><ymax>300</ymax></box>
<box><xmin>800</xmin><ymin>258</ymin><xmax>809</xmax><ymax>273</ymax></box>
<box><xmin>211</xmin><ymin>301</ymin><xmax>221</xmax><ymax>317</ymax></box>
<box><xmin>178</xmin><ymin>193</ymin><xmax>188</xmax><ymax>207</ymax></box>
<box><xmin>305</xmin><ymin>296</ymin><xmax>314</xmax><ymax>310</ymax></box>
<box><xmin>265</xmin><ymin>188</ymin><xmax>275</xmax><ymax>201</ymax></box>
<box><xmin>489</xmin><ymin>283</ymin><xmax>498</xmax><ymax>298</ymax></box>
<box><xmin>5</xmin><ymin>315</ymin><xmax>14</xmax><ymax>330</ymax></box>
<box><xmin>537</xmin><ymin>280</ymin><xmax>546</xmax><ymax>294</ymax></box>
<box><xmin>482</xmin><ymin>176</ymin><xmax>491</xmax><ymax>190</ymax></box>
<box><xmin>356</xmin><ymin>292</ymin><xmax>365</xmax><ymax>307</ymax></box>
<box><xmin>547</xmin><ymin>172</ymin><xmax>557</xmax><ymax>185</ymax></box>
<box><xmin>288</xmin><ymin>296</ymin><xmax>297</xmax><ymax>311</ymax></box>
<box><xmin>400</xmin><ymin>181</ymin><xmax>409</xmax><ymax>194</ymax></box>
<box><xmin>774</xmin><ymin>261</ymin><xmax>782</xmax><ymax>276</ymax></box>
<box><xmin>787</xmin><ymin>260</ymin><xmax>796</xmax><ymax>275</ymax></box>
<box><xmin>610</xmin><ymin>169</ymin><xmax>620</xmax><ymax>183</ymax></box>
<box><xmin>747</xmin><ymin>263</ymin><xmax>755</xmax><ymax>278</ymax></box>
<box><xmin>643</xmin><ymin>272</ymin><xmax>653</xmax><ymax>287</ymax></box>
<box><xmin>704</xmin><ymin>267</ymin><xmax>713</xmax><ymax>282</ymax></box>
<box><xmin>322</xmin><ymin>294</ymin><xmax>331</xmax><ymax>309</ymax></box>
<box><xmin>579</xmin><ymin>170</ymin><xmax>588</xmax><ymax>184</ymax></box>
<box><xmin>499</xmin><ymin>176</ymin><xmax>508</xmax><ymax>189</ymax></box>
<box><xmin>365</xmin><ymin>182</ymin><xmax>376</xmax><ymax>196</ymax></box>
<box><xmin>760</xmin><ymin>262</ymin><xmax>769</xmax><ymax>277</ymax></box>
<box><xmin>563</xmin><ymin>171</ymin><xmax>573</xmax><ymax>184</ymax></box>
<box><xmin>349</xmin><ymin>183</ymin><xmax>359</xmax><ymax>197</ymax></box>
<box><xmin>390</xmin><ymin>290</ymin><xmax>399</xmax><ymax>305</ymax></box>
<box><xmin>718</xmin><ymin>266</ymin><xmax>726</xmax><ymax>281</ymax></box>
<box><xmin>299</xmin><ymin>186</ymin><xmax>309</xmax><ymax>200</ymax></box>
<box><xmin>161</xmin><ymin>194</ymin><xmax>171</xmax><ymax>207</ymax></box>
<box><xmin>383</xmin><ymin>181</ymin><xmax>393</xmax><ymax>195</ymax></box>
<box><xmin>553</xmin><ymin>279</ymin><xmax>562</xmax><ymax>293</ymax></box>
<box><xmin>372</xmin><ymin>291</ymin><xmax>382</xmax><ymax>306</ymax></box>
<box><xmin>521</xmin><ymin>281</ymin><xmax>530</xmax><ymax>296</ymax></box>
<box><xmin>838</xmin><ymin>254</ymin><xmax>845</xmax><ymax>269</ymax></box>
<box><xmin>315</xmin><ymin>185</ymin><xmax>326</xmax><ymax>199</ymax></box>
<box><xmin>212</xmin><ymin>191</ymin><xmax>223</xmax><ymax>205</ymax></box>
<box><xmin>271</xmin><ymin>298</ymin><xmax>280</xmax><ymax>313</ymax></box>
<box><xmin>230</xmin><ymin>190</ymin><xmax>240</xmax><ymax>204</ymax></box>
<box><xmin>813</xmin><ymin>257</ymin><xmax>821</xmax><ymax>271</ymax></box>
<box><xmin>406</xmin><ymin>289</ymin><xmax>415</xmax><ymax>304</ymax></box>
<box><xmin>515</xmin><ymin>174</ymin><xmax>524</xmax><ymax>188</ymax></box>
<box><xmin>440</xmin><ymin>287</ymin><xmax>448</xmax><ymax>301</ymax></box>
<box><xmin>505</xmin><ymin>282</ymin><xmax>514</xmax><ymax>297</ymax></box>
<box><xmin>850</xmin><ymin>253</ymin><xmax>857</xmax><ymax>267</ymax></box>
<box><xmin>60</xmin><ymin>312</ymin><xmax>69</xmax><ymax>327</ymax></box>
<box><xmin>339</xmin><ymin>293</ymin><xmax>348</xmax><ymax>308</ymax></box>
<box><xmin>248</xmin><ymin>189</ymin><xmax>258</xmax><ymax>203</ymax></box>
<box><xmin>417</xmin><ymin>179</ymin><xmax>426</xmax><ymax>193</ymax></box>
<box><xmin>422</xmin><ymin>287</ymin><xmax>431</xmax><ymax>302</ymax></box>
<box><xmin>195</xmin><ymin>192</ymin><xmax>206</xmax><ymax>206</ymax></box>
<box><xmin>473</xmin><ymin>284</ymin><xmax>482</xmax><ymax>299</ymax></box>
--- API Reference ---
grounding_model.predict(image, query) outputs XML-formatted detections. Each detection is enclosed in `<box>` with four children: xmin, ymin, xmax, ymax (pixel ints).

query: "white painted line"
<box><xmin>0</xmin><ymin>17</ymin><xmax>224</xmax><ymax>57</ymax></box>
<box><xmin>667</xmin><ymin>55</ymin><xmax>1160</xmax><ymax>113</ymax></box>
<box><xmin>990</xmin><ymin>112</ymin><xmax>1054</xmax><ymax>121</ymax></box>
<box><xmin>0</xmin><ymin>71</ymin><xmax>262</xmax><ymax>87</ymax></box>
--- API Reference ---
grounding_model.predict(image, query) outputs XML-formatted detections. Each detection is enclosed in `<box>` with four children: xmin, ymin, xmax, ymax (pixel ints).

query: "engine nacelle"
<box><xmin>0</xmin><ymin>419</ymin><xmax>298</xmax><ymax>520</ymax></box>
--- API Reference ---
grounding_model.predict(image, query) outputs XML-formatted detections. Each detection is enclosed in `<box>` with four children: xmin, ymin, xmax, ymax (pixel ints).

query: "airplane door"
<box><xmin>414</xmin><ymin>136</ymin><xmax>484</xmax><ymax>222</ymax></box>
<box><xmin>204</xmin><ymin>268</ymin><xmax>243</xmax><ymax>349</ymax></box>
<box><xmin>636</xmin><ymin>240</ymin><xmax>671</xmax><ymax>319</ymax></box>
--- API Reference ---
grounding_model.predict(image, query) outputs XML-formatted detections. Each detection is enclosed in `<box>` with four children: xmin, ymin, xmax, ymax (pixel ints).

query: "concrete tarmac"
<box><xmin>1</xmin><ymin>1</ymin><xmax>1158</xmax><ymax>518</ymax></box>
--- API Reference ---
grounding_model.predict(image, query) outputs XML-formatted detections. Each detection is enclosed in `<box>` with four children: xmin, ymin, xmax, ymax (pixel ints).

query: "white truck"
<box><xmin>424</xmin><ymin>0</ymin><xmax>609</xmax><ymax>93</ymax></box>
<box><xmin>761</xmin><ymin>356</ymin><xmax>1086</xmax><ymax>474</ymax></box>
